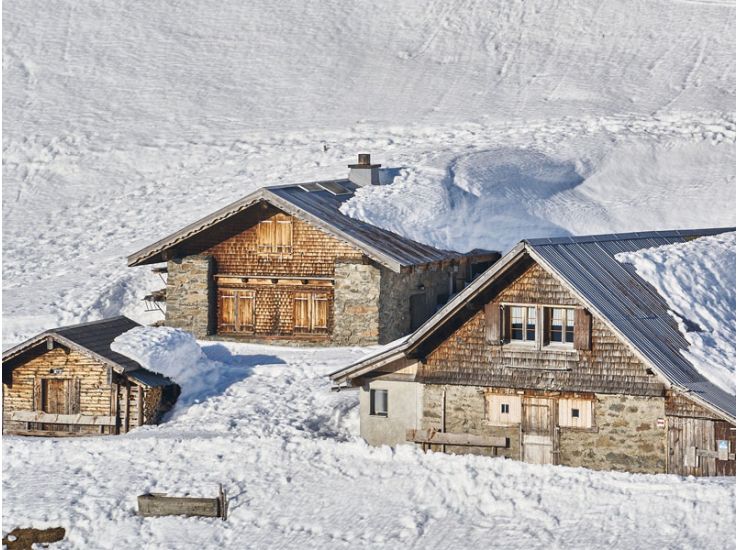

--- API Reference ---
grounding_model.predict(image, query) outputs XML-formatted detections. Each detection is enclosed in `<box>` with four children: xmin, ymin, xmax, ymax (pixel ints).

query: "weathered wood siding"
<box><xmin>421</xmin><ymin>263</ymin><xmax>664</xmax><ymax>396</ymax></box>
<box><xmin>3</xmin><ymin>348</ymin><xmax>113</xmax><ymax>435</ymax></box>
<box><xmin>204</xmin><ymin>205</ymin><xmax>364</xmax><ymax>278</ymax></box>
<box><xmin>3</xmin><ymin>347</ymin><xmax>167</xmax><ymax>436</ymax></box>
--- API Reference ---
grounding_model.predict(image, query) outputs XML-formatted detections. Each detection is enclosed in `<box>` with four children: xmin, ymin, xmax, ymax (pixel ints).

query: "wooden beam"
<box><xmin>123</xmin><ymin>384</ymin><xmax>130</xmax><ymax>433</ymax></box>
<box><xmin>407</xmin><ymin>429</ymin><xmax>508</xmax><ymax>448</ymax></box>
<box><xmin>137</xmin><ymin>386</ymin><xmax>144</xmax><ymax>426</ymax></box>
<box><xmin>138</xmin><ymin>491</ymin><xmax>226</xmax><ymax>519</ymax></box>
<box><xmin>9</xmin><ymin>411</ymin><xmax>116</xmax><ymax>426</ymax></box>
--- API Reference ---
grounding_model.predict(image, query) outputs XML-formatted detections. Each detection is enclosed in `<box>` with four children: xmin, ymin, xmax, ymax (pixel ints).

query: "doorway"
<box><xmin>522</xmin><ymin>397</ymin><xmax>557</xmax><ymax>465</ymax></box>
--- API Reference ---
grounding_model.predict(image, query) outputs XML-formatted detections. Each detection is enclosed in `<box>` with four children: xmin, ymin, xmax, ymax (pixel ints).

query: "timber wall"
<box><xmin>422</xmin><ymin>263</ymin><xmax>664</xmax><ymax>395</ymax></box>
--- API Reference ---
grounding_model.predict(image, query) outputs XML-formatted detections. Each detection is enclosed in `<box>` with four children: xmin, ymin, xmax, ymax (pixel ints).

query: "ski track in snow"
<box><xmin>2</xmin><ymin>341</ymin><xmax>735</xmax><ymax>549</ymax></box>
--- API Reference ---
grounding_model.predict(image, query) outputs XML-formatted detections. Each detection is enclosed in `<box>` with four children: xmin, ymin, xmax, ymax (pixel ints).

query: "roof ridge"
<box><xmin>525</xmin><ymin>227</ymin><xmax>735</xmax><ymax>246</ymax></box>
<box><xmin>53</xmin><ymin>315</ymin><xmax>138</xmax><ymax>333</ymax></box>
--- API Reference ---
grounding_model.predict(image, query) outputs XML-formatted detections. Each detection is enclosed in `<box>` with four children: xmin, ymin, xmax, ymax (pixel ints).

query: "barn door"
<box><xmin>522</xmin><ymin>397</ymin><xmax>556</xmax><ymax>465</ymax></box>
<box><xmin>667</xmin><ymin>416</ymin><xmax>732</xmax><ymax>476</ymax></box>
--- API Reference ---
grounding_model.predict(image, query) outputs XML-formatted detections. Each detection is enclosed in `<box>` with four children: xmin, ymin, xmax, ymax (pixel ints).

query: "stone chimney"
<box><xmin>348</xmin><ymin>153</ymin><xmax>381</xmax><ymax>186</ymax></box>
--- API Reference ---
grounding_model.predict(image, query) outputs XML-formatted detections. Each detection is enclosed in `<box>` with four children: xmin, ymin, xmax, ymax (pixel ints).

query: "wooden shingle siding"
<box><xmin>205</xmin><ymin>205</ymin><xmax>364</xmax><ymax>278</ymax></box>
<box><xmin>422</xmin><ymin>263</ymin><xmax>664</xmax><ymax>396</ymax></box>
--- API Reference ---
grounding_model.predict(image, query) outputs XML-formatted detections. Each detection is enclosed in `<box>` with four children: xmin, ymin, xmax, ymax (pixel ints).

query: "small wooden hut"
<box><xmin>2</xmin><ymin>316</ymin><xmax>179</xmax><ymax>436</ymax></box>
<box><xmin>331</xmin><ymin>228</ymin><xmax>736</xmax><ymax>476</ymax></box>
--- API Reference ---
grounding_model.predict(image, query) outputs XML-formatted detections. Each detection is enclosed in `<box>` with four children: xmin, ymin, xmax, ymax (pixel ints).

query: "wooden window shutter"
<box><xmin>275</xmin><ymin>218</ymin><xmax>293</xmax><ymax>254</ymax></box>
<box><xmin>574</xmin><ymin>308</ymin><xmax>592</xmax><ymax>350</ymax></box>
<box><xmin>257</xmin><ymin>220</ymin><xmax>275</xmax><ymax>253</ymax></box>
<box><xmin>543</xmin><ymin>307</ymin><xmax>551</xmax><ymax>345</ymax></box>
<box><xmin>313</xmin><ymin>294</ymin><xmax>329</xmax><ymax>329</ymax></box>
<box><xmin>33</xmin><ymin>379</ymin><xmax>42</xmax><ymax>411</ymax></box>
<box><xmin>237</xmin><ymin>292</ymin><xmax>255</xmax><ymax>331</ymax></box>
<box><xmin>484</xmin><ymin>301</ymin><xmax>502</xmax><ymax>344</ymax></box>
<box><xmin>219</xmin><ymin>291</ymin><xmax>237</xmax><ymax>331</ymax></box>
<box><xmin>294</xmin><ymin>293</ymin><xmax>311</xmax><ymax>329</ymax></box>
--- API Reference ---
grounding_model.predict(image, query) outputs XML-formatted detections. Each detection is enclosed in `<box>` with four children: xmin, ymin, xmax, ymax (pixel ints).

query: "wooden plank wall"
<box><xmin>3</xmin><ymin>348</ymin><xmax>113</xmax><ymax>435</ymax></box>
<box><xmin>422</xmin><ymin>263</ymin><xmax>663</xmax><ymax>396</ymax></box>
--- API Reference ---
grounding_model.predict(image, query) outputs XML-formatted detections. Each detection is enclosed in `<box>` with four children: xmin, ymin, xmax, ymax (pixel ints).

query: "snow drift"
<box><xmin>617</xmin><ymin>232</ymin><xmax>737</xmax><ymax>395</ymax></box>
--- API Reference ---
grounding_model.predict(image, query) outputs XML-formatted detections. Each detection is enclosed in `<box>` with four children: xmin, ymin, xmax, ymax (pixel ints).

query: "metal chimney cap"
<box><xmin>348</xmin><ymin>153</ymin><xmax>381</xmax><ymax>169</ymax></box>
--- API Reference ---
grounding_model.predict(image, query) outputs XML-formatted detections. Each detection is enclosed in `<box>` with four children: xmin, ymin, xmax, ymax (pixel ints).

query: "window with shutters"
<box><xmin>546</xmin><ymin>307</ymin><xmax>575</xmax><ymax>347</ymax></box>
<box><xmin>218</xmin><ymin>290</ymin><xmax>255</xmax><ymax>333</ymax></box>
<box><xmin>257</xmin><ymin>214</ymin><xmax>293</xmax><ymax>256</ymax></box>
<box><xmin>509</xmin><ymin>305</ymin><xmax>537</xmax><ymax>344</ymax></box>
<box><xmin>293</xmin><ymin>292</ymin><xmax>330</xmax><ymax>333</ymax></box>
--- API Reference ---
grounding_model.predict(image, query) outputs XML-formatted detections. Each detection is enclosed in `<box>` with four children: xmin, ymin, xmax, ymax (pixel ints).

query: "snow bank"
<box><xmin>2</xmin><ymin>343</ymin><xmax>735</xmax><ymax>548</ymax></box>
<box><xmin>617</xmin><ymin>232</ymin><xmax>736</xmax><ymax>395</ymax></box>
<box><xmin>111</xmin><ymin>326</ymin><xmax>246</xmax><ymax>409</ymax></box>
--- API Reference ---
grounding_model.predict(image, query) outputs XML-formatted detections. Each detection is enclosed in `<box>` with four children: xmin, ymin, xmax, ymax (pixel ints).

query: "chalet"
<box><xmin>2</xmin><ymin>317</ymin><xmax>179</xmax><ymax>436</ymax></box>
<box><xmin>128</xmin><ymin>155</ymin><xmax>498</xmax><ymax>345</ymax></box>
<box><xmin>330</xmin><ymin>228</ymin><xmax>737</xmax><ymax>476</ymax></box>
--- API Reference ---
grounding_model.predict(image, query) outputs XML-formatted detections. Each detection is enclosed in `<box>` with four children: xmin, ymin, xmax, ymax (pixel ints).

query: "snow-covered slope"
<box><xmin>617</xmin><ymin>232</ymin><xmax>737</xmax><ymax>395</ymax></box>
<box><xmin>3</xmin><ymin>0</ymin><xmax>736</xmax><ymax>345</ymax></box>
<box><xmin>3</xmin><ymin>341</ymin><xmax>735</xmax><ymax>549</ymax></box>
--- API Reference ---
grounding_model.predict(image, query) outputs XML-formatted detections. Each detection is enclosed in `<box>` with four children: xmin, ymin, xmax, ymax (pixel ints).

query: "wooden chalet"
<box><xmin>330</xmin><ymin>228</ymin><xmax>737</xmax><ymax>476</ymax></box>
<box><xmin>2</xmin><ymin>317</ymin><xmax>180</xmax><ymax>436</ymax></box>
<box><xmin>128</xmin><ymin>155</ymin><xmax>498</xmax><ymax>346</ymax></box>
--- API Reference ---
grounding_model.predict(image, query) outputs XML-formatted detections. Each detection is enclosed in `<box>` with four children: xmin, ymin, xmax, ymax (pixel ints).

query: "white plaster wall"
<box><xmin>359</xmin><ymin>380</ymin><xmax>421</xmax><ymax>447</ymax></box>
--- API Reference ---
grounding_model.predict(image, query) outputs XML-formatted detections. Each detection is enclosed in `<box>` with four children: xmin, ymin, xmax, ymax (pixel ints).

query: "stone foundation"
<box><xmin>333</xmin><ymin>262</ymin><xmax>381</xmax><ymax>345</ymax></box>
<box><xmin>165</xmin><ymin>255</ymin><xmax>213</xmax><ymax>338</ymax></box>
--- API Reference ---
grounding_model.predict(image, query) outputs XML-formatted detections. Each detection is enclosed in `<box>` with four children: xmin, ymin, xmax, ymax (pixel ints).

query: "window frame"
<box><xmin>504</xmin><ymin>303</ymin><xmax>538</xmax><ymax>347</ymax></box>
<box><xmin>369</xmin><ymin>388</ymin><xmax>388</xmax><ymax>417</ymax></box>
<box><xmin>547</xmin><ymin>307</ymin><xmax>575</xmax><ymax>348</ymax></box>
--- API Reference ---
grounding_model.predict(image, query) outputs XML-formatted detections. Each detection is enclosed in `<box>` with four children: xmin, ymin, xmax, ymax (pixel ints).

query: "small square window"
<box><xmin>369</xmin><ymin>389</ymin><xmax>388</xmax><ymax>417</ymax></box>
<box><xmin>501</xmin><ymin>403</ymin><xmax>510</xmax><ymax>414</ymax></box>
<box><xmin>571</xmin><ymin>408</ymin><xmax>580</xmax><ymax>418</ymax></box>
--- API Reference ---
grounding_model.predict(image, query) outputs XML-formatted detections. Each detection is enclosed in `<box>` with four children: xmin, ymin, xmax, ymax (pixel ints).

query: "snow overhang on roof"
<box><xmin>331</xmin><ymin>228</ymin><xmax>736</xmax><ymax>422</ymax></box>
<box><xmin>127</xmin><ymin>181</ymin><xmax>474</xmax><ymax>272</ymax></box>
<box><xmin>2</xmin><ymin>316</ymin><xmax>176</xmax><ymax>388</ymax></box>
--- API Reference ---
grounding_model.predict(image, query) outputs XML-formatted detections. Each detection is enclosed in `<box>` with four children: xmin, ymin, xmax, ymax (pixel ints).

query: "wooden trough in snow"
<box><xmin>138</xmin><ymin>484</ymin><xmax>228</xmax><ymax>520</ymax></box>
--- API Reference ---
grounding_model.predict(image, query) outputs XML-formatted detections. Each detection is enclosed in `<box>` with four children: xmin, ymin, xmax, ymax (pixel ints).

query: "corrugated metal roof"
<box><xmin>2</xmin><ymin>316</ymin><xmax>177</xmax><ymax>388</ymax></box>
<box><xmin>332</xmin><ymin>228</ymin><xmax>736</xmax><ymax>421</ymax></box>
<box><xmin>527</xmin><ymin>227</ymin><xmax>735</xmax><ymax>419</ymax></box>
<box><xmin>128</xmin><ymin>180</ymin><xmax>468</xmax><ymax>271</ymax></box>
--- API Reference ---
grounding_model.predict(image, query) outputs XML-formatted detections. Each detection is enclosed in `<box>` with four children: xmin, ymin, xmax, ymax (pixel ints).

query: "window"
<box><xmin>549</xmin><ymin>307</ymin><xmax>574</xmax><ymax>345</ymax></box>
<box><xmin>293</xmin><ymin>292</ymin><xmax>330</xmax><ymax>333</ymax></box>
<box><xmin>370</xmin><ymin>389</ymin><xmax>388</xmax><ymax>417</ymax></box>
<box><xmin>558</xmin><ymin>398</ymin><xmax>593</xmax><ymax>428</ymax></box>
<box><xmin>257</xmin><ymin>214</ymin><xmax>293</xmax><ymax>255</ymax></box>
<box><xmin>486</xmin><ymin>394</ymin><xmax>521</xmax><ymax>426</ymax></box>
<box><xmin>509</xmin><ymin>306</ymin><xmax>536</xmax><ymax>343</ymax></box>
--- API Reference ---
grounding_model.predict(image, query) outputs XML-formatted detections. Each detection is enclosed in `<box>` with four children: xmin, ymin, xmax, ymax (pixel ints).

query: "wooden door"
<box><xmin>41</xmin><ymin>379</ymin><xmax>69</xmax><ymax>431</ymax></box>
<box><xmin>667</xmin><ymin>416</ymin><xmax>732</xmax><ymax>476</ymax></box>
<box><xmin>522</xmin><ymin>397</ymin><xmax>556</xmax><ymax>465</ymax></box>
<box><xmin>410</xmin><ymin>294</ymin><xmax>426</xmax><ymax>331</ymax></box>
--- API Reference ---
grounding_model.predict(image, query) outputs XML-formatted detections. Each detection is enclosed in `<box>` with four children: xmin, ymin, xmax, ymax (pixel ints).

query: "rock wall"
<box><xmin>333</xmin><ymin>262</ymin><xmax>381</xmax><ymax>345</ymax></box>
<box><xmin>378</xmin><ymin>266</ymin><xmax>450</xmax><ymax>344</ymax></box>
<box><xmin>420</xmin><ymin>384</ymin><xmax>520</xmax><ymax>458</ymax></box>
<box><xmin>165</xmin><ymin>255</ymin><xmax>214</xmax><ymax>338</ymax></box>
<box><xmin>559</xmin><ymin>393</ymin><xmax>666</xmax><ymax>473</ymax></box>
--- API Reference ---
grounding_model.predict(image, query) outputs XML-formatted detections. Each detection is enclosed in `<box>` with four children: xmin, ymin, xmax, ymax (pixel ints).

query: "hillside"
<box><xmin>2</xmin><ymin>0</ymin><xmax>736</xmax><ymax>345</ymax></box>
<box><xmin>2</xmin><ymin>1</ymin><xmax>736</xmax><ymax>548</ymax></box>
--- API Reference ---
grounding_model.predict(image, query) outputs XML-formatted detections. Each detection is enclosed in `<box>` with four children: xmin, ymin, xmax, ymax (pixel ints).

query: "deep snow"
<box><xmin>617</xmin><ymin>232</ymin><xmax>737</xmax><ymax>396</ymax></box>
<box><xmin>3</xmin><ymin>0</ymin><xmax>736</xmax><ymax>547</ymax></box>
<box><xmin>2</xmin><ymin>339</ymin><xmax>736</xmax><ymax>549</ymax></box>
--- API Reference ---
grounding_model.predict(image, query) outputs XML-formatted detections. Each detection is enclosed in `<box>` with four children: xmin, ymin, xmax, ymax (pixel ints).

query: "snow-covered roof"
<box><xmin>332</xmin><ymin>228</ymin><xmax>736</xmax><ymax>421</ymax></box>
<box><xmin>2</xmin><ymin>316</ymin><xmax>176</xmax><ymax>388</ymax></box>
<box><xmin>127</xmin><ymin>180</ymin><xmax>488</xmax><ymax>272</ymax></box>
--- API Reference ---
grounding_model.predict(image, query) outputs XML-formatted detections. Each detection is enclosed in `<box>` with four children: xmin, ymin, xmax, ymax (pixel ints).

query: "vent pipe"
<box><xmin>348</xmin><ymin>153</ymin><xmax>381</xmax><ymax>186</ymax></box>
